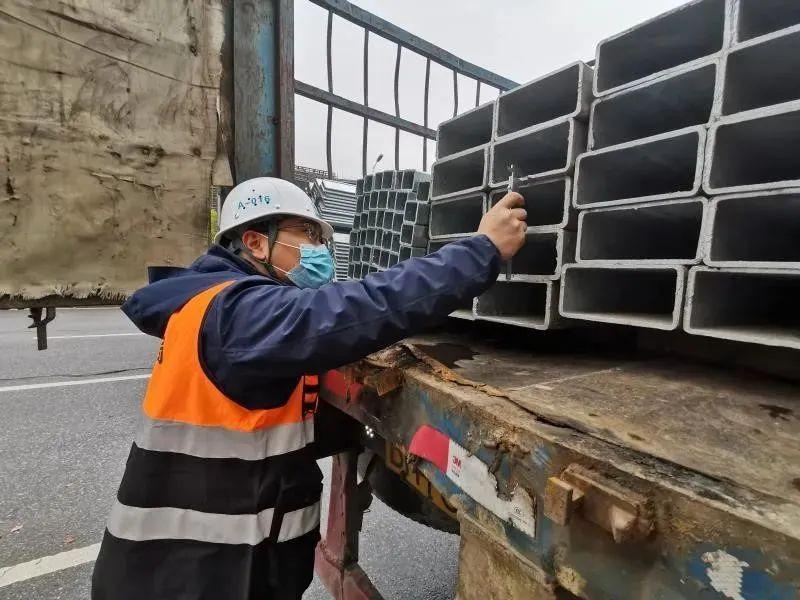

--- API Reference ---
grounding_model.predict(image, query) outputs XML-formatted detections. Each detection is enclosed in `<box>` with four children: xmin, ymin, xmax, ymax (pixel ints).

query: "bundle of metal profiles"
<box><xmin>428</xmin><ymin>61</ymin><xmax>590</xmax><ymax>327</ymax></box>
<box><xmin>308</xmin><ymin>178</ymin><xmax>358</xmax><ymax>281</ymax></box>
<box><xmin>347</xmin><ymin>170</ymin><xmax>431</xmax><ymax>279</ymax></box>
<box><xmin>559</xmin><ymin>0</ymin><xmax>800</xmax><ymax>350</ymax></box>
<box><xmin>420</xmin><ymin>0</ymin><xmax>800</xmax><ymax>349</ymax></box>
<box><xmin>309</xmin><ymin>178</ymin><xmax>358</xmax><ymax>232</ymax></box>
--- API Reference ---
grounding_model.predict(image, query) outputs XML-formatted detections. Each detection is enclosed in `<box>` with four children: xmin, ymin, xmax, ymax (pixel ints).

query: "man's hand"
<box><xmin>477</xmin><ymin>192</ymin><xmax>527</xmax><ymax>261</ymax></box>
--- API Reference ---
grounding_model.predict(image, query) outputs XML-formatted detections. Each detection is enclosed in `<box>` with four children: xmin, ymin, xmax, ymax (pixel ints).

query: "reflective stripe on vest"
<box><xmin>109</xmin><ymin>281</ymin><xmax>320</xmax><ymax>546</ymax></box>
<box><xmin>107</xmin><ymin>500</ymin><xmax>321</xmax><ymax>545</ymax></box>
<box><xmin>136</xmin><ymin>416</ymin><xmax>315</xmax><ymax>460</ymax></box>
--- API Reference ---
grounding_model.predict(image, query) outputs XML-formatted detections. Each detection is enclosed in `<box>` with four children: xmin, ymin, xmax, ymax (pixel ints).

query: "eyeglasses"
<box><xmin>278</xmin><ymin>223</ymin><xmax>329</xmax><ymax>246</ymax></box>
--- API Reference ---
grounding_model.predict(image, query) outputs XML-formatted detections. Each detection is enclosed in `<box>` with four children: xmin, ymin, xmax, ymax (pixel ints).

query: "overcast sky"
<box><xmin>293</xmin><ymin>0</ymin><xmax>687</xmax><ymax>180</ymax></box>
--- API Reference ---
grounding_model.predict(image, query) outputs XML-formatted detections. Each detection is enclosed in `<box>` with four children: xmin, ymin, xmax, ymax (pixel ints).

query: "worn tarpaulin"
<box><xmin>0</xmin><ymin>0</ymin><xmax>225</xmax><ymax>302</ymax></box>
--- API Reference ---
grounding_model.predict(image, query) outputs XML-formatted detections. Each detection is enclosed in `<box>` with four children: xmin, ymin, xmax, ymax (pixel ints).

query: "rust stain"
<box><xmin>401</xmin><ymin>342</ymin><xmax>510</xmax><ymax>399</ymax></box>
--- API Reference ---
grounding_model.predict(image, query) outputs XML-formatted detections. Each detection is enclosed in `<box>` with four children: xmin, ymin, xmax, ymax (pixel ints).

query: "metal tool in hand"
<box><xmin>508</xmin><ymin>164</ymin><xmax>519</xmax><ymax>193</ymax></box>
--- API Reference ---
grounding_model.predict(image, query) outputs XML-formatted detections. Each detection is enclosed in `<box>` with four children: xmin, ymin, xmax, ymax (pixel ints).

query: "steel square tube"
<box><xmin>364</xmin><ymin>174</ymin><xmax>373</xmax><ymax>193</ymax></box>
<box><xmin>490</xmin><ymin>118</ymin><xmax>586</xmax><ymax>187</ymax></box>
<box><xmin>355</xmin><ymin>195</ymin><xmax>364</xmax><ymax>214</ymax></box>
<box><xmin>387</xmin><ymin>191</ymin><xmax>397</xmax><ymax>212</ymax></box>
<box><xmin>398</xmin><ymin>169</ymin><xmax>414</xmax><ymax>190</ymax></box>
<box><xmin>574</xmin><ymin>126</ymin><xmax>705</xmax><ymax>209</ymax></box>
<box><xmin>589</xmin><ymin>61</ymin><xmax>718</xmax><ymax>150</ymax></box>
<box><xmin>705</xmin><ymin>190</ymin><xmax>800</xmax><ymax>268</ymax></box>
<box><xmin>383</xmin><ymin>211</ymin><xmax>394</xmax><ymax>230</ymax></box>
<box><xmin>414</xmin><ymin>180</ymin><xmax>431</xmax><ymax>202</ymax></box>
<box><xmin>734</xmin><ymin>0</ymin><xmax>800</xmax><ymax>42</ymax></box>
<box><xmin>494</xmin><ymin>62</ymin><xmax>593</xmax><ymax>139</ymax></box>
<box><xmin>705</xmin><ymin>102</ymin><xmax>800</xmax><ymax>194</ymax></box>
<box><xmin>684</xmin><ymin>267</ymin><xmax>800</xmax><ymax>348</ymax></box>
<box><xmin>359</xmin><ymin>213</ymin><xmax>367</xmax><ymax>229</ymax></box>
<box><xmin>377</xmin><ymin>191</ymin><xmax>388</xmax><ymax>209</ymax></box>
<box><xmin>395</xmin><ymin>191</ymin><xmax>409</xmax><ymax>214</ymax></box>
<box><xmin>403</xmin><ymin>170</ymin><xmax>430</xmax><ymax>190</ymax></box>
<box><xmin>488</xmin><ymin>178</ymin><xmax>574</xmax><ymax>232</ymax></box>
<box><xmin>429</xmin><ymin>193</ymin><xmax>485</xmax><ymax>240</ymax></box>
<box><xmin>365</xmin><ymin>229</ymin><xmax>375</xmax><ymax>246</ymax></box>
<box><xmin>401</xmin><ymin>223</ymin><xmax>429</xmax><ymax>248</ymax></box>
<box><xmin>415</xmin><ymin>202</ymin><xmax>429</xmax><ymax>226</ymax></box>
<box><xmin>356</xmin><ymin>180</ymin><xmax>364</xmax><ymax>195</ymax></box>
<box><xmin>404</xmin><ymin>201</ymin><xmax>430</xmax><ymax>226</ymax></box>
<box><xmin>437</xmin><ymin>102</ymin><xmax>494</xmax><ymax>160</ymax></box>
<box><xmin>560</xmin><ymin>264</ymin><xmax>686</xmax><ymax>330</ymax></box>
<box><xmin>411</xmin><ymin>247</ymin><xmax>426</xmax><ymax>258</ymax></box>
<box><xmin>379</xmin><ymin>250</ymin><xmax>390</xmax><ymax>268</ymax></box>
<box><xmin>367</xmin><ymin>211</ymin><xmax>377</xmax><ymax>228</ymax></box>
<box><xmin>577</xmin><ymin>198</ymin><xmax>706</xmax><ymax>265</ymax></box>
<box><xmin>508</xmin><ymin>231</ymin><xmax>575</xmax><ymax>282</ymax></box>
<box><xmin>721</xmin><ymin>25</ymin><xmax>800</xmax><ymax>116</ymax></box>
<box><xmin>400</xmin><ymin>224</ymin><xmax>413</xmax><ymax>246</ymax></box>
<box><xmin>475</xmin><ymin>281</ymin><xmax>560</xmax><ymax>330</ymax></box>
<box><xmin>431</xmin><ymin>145</ymin><xmax>488</xmax><ymax>201</ymax></box>
<box><xmin>399</xmin><ymin>246</ymin><xmax>411</xmax><ymax>262</ymax></box>
<box><xmin>382</xmin><ymin>228</ymin><xmax>393</xmax><ymax>249</ymax></box>
<box><xmin>403</xmin><ymin>200</ymin><xmax>417</xmax><ymax>223</ymax></box>
<box><xmin>391</xmin><ymin>233</ymin><xmax>401</xmax><ymax>253</ymax></box>
<box><xmin>351</xmin><ymin>246</ymin><xmax>361</xmax><ymax>262</ymax></box>
<box><xmin>392</xmin><ymin>213</ymin><xmax>404</xmax><ymax>233</ymax></box>
<box><xmin>594</xmin><ymin>0</ymin><xmax>730</xmax><ymax>97</ymax></box>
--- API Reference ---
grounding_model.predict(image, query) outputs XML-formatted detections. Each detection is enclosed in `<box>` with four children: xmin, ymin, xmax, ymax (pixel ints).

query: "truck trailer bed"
<box><xmin>320</xmin><ymin>325</ymin><xmax>800</xmax><ymax>599</ymax></box>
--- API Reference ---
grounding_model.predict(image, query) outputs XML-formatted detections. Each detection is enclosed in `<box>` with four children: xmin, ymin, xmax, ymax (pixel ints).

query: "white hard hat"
<box><xmin>215</xmin><ymin>177</ymin><xmax>334</xmax><ymax>244</ymax></box>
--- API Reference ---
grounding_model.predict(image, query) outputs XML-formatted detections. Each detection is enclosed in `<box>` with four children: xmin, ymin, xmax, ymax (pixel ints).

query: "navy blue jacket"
<box><xmin>122</xmin><ymin>236</ymin><xmax>500</xmax><ymax>409</ymax></box>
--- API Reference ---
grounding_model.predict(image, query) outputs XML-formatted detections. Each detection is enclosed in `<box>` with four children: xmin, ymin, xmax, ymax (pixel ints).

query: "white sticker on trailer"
<box><xmin>446</xmin><ymin>441</ymin><xmax>535</xmax><ymax>537</ymax></box>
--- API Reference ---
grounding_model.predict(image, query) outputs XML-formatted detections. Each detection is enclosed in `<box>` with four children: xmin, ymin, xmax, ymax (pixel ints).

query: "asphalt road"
<box><xmin>0</xmin><ymin>308</ymin><xmax>458</xmax><ymax>599</ymax></box>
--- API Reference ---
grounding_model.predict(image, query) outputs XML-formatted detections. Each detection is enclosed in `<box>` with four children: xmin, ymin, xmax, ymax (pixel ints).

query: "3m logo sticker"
<box><xmin>450</xmin><ymin>455</ymin><xmax>463</xmax><ymax>476</ymax></box>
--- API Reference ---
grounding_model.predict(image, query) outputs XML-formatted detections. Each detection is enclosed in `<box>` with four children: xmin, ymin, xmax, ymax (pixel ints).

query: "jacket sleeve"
<box><xmin>202</xmin><ymin>235</ymin><xmax>500</xmax><ymax>404</ymax></box>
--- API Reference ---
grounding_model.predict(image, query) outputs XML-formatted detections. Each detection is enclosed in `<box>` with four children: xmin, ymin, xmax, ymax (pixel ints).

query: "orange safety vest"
<box><xmin>142</xmin><ymin>280</ymin><xmax>319</xmax><ymax>437</ymax></box>
<box><xmin>93</xmin><ymin>282</ymin><xmax>322</xmax><ymax>599</ymax></box>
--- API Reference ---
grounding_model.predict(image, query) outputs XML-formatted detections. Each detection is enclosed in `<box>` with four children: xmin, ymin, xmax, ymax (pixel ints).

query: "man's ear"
<box><xmin>241</xmin><ymin>230</ymin><xmax>268</xmax><ymax>261</ymax></box>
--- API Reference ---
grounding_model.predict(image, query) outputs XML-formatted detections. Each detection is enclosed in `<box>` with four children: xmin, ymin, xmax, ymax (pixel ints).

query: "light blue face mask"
<box><xmin>273</xmin><ymin>241</ymin><xmax>335</xmax><ymax>289</ymax></box>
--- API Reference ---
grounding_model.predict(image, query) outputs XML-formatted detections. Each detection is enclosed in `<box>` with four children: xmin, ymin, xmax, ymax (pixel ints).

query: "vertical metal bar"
<box><xmin>362</xmin><ymin>28</ymin><xmax>369</xmax><ymax>177</ymax></box>
<box><xmin>326</xmin><ymin>10</ymin><xmax>334</xmax><ymax>178</ymax></box>
<box><xmin>394</xmin><ymin>44</ymin><xmax>401</xmax><ymax>171</ymax></box>
<box><xmin>233</xmin><ymin>0</ymin><xmax>281</xmax><ymax>181</ymax></box>
<box><xmin>218</xmin><ymin>2</ymin><xmax>236</xmax><ymax>186</ymax></box>
<box><xmin>452</xmin><ymin>69</ymin><xmax>458</xmax><ymax>118</ymax></box>
<box><xmin>423</xmin><ymin>58</ymin><xmax>430</xmax><ymax>171</ymax></box>
<box><xmin>278</xmin><ymin>0</ymin><xmax>295</xmax><ymax>181</ymax></box>
<box><xmin>475</xmin><ymin>80</ymin><xmax>481</xmax><ymax>107</ymax></box>
<box><xmin>314</xmin><ymin>450</ymin><xmax>383</xmax><ymax>598</ymax></box>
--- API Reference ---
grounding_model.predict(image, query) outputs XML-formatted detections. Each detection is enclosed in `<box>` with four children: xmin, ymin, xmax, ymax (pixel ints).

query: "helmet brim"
<box><xmin>214</xmin><ymin>212</ymin><xmax>335</xmax><ymax>245</ymax></box>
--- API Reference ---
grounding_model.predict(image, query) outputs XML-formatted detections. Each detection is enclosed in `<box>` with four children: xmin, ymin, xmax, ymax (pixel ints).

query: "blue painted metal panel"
<box><xmin>233</xmin><ymin>0</ymin><xmax>279</xmax><ymax>181</ymax></box>
<box><xmin>322</xmin><ymin>367</ymin><xmax>800</xmax><ymax>599</ymax></box>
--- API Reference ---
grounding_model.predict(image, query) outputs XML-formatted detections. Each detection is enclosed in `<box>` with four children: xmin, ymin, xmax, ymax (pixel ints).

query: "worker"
<box><xmin>91</xmin><ymin>177</ymin><xmax>526</xmax><ymax>600</ymax></box>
